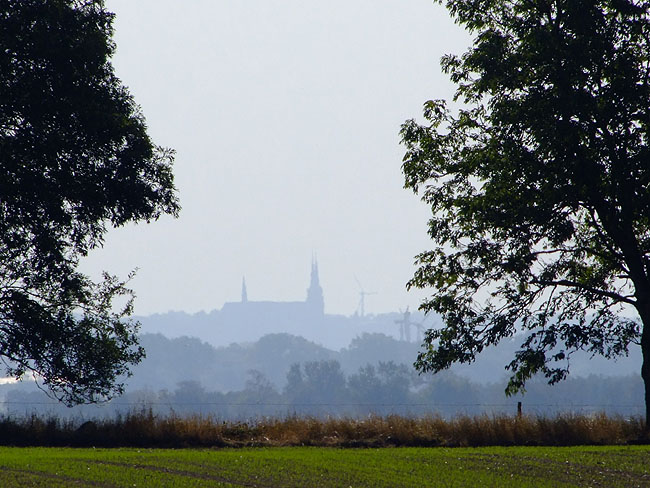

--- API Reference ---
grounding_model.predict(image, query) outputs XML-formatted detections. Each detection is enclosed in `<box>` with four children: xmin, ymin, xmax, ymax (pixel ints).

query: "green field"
<box><xmin>0</xmin><ymin>445</ymin><xmax>649</xmax><ymax>487</ymax></box>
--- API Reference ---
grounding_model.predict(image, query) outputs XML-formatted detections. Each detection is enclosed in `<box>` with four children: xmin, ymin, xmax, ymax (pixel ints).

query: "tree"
<box><xmin>347</xmin><ymin>361</ymin><xmax>411</xmax><ymax>415</ymax></box>
<box><xmin>0</xmin><ymin>0</ymin><xmax>179</xmax><ymax>404</ymax></box>
<box><xmin>284</xmin><ymin>361</ymin><xmax>348</xmax><ymax>415</ymax></box>
<box><xmin>401</xmin><ymin>0</ymin><xmax>650</xmax><ymax>424</ymax></box>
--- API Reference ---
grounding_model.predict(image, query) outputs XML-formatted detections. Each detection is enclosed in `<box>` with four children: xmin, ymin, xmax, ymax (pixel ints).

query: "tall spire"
<box><xmin>306</xmin><ymin>255</ymin><xmax>324</xmax><ymax>315</ymax></box>
<box><xmin>310</xmin><ymin>254</ymin><xmax>320</xmax><ymax>288</ymax></box>
<box><xmin>241</xmin><ymin>276</ymin><xmax>248</xmax><ymax>303</ymax></box>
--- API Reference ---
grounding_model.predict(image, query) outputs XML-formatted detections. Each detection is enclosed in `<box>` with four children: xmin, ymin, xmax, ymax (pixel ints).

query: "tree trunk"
<box><xmin>642</xmin><ymin>340</ymin><xmax>650</xmax><ymax>437</ymax></box>
<box><xmin>639</xmin><ymin>301</ymin><xmax>650</xmax><ymax>438</ymax></box>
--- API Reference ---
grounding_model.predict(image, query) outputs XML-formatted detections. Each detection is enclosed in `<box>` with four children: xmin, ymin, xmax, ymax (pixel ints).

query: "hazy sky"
<box><xmin>80</xmin><ymin>0</ymin><xmax>472</xmax><ymax>316</ymax></box>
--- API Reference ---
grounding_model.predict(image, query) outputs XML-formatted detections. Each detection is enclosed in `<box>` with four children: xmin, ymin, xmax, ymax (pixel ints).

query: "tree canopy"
<box><xmin>401</xmin><ymin>0</ymin><xmax>650</xmax><ymax>417</ymax></box>
<box><xmin>0</xmin><ymin>0</ymin><xmax>179</xmax><ymax>404</ymax></box>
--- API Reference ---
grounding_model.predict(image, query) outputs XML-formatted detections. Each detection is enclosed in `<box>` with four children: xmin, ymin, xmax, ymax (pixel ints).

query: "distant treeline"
<box><xmin>72</xmin><ymin>331</ymin><xmax>646</xmax><ymax>392</ymax></box>
<box><xmin>2</xmin><ymin>358</ymin><xmax>643</xmax><ymax>420</ymax></box>
<box><xmin>0</xmin><ymin>332</ymin><xmax>643</xmax><ymax>420</ymax></box>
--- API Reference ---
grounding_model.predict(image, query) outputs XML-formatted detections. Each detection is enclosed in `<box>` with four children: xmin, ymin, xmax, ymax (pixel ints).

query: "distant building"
<box><xmin>138</xmin><ymin>259</ymin><xmax>431</xmax><ymax>348</ymax></box>
<box><xmin>220</xmin><ymin>258</ymin><xmax>325</xmax><ymax>333</ymax></box>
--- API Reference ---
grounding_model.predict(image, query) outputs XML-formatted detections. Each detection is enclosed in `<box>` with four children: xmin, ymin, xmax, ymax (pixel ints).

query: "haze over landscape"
<box><xmin>79</xmin><ymin>0</ymin><xmax>472</xmax><ymax>318</ymax></box>
<box><xmin>1</xmin><ymin>1</ymin><xmax>648</xmax><ymax>426</ymax></box>
<box><xmin>5</xmin><ymin>4</ymin><xmax>650</xmax><ymax>485</ymax></box>
<box><xmin>70</xmin><ymin>0</ymin><xmax>642</xmax><ymax>396</ymax></box>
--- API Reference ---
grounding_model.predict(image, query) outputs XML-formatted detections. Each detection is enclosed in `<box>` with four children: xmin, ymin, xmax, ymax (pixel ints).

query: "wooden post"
<box><xmin>517</xmin><ymin>401</ymin><xmax>522</xmax><ymax>417</ymax></box>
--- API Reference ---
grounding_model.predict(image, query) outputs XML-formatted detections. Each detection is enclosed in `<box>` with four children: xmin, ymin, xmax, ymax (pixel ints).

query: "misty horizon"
<box><xmin>77</xmin><ymin>0</ymin><xmax>473</xmax><ymax>318</ymax></box>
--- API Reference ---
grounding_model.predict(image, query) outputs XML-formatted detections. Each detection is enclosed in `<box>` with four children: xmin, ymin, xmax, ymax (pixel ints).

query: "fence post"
<box><xmin>517</xmin><ymin>401</ymin><xmax>522</xmax><ymax>417</ymax></box>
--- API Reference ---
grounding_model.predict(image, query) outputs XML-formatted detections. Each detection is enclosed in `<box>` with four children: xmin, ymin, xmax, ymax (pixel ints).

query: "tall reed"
<box><xmin>0</xmin><ymin>411</ymin><xmax>644</xmax><ymax>447</ymax></box>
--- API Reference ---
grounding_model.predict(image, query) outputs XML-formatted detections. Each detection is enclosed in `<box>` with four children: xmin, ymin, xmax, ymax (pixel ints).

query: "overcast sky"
<box><xmin>79</xmin><ymin>0</ymin><xmax>471</xmax><ymax>317</ymax></box>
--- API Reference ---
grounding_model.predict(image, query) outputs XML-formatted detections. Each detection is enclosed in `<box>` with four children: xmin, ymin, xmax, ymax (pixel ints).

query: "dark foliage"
<box><xmin>401</xmin><ymin>0</ymin><xmax>650</xmax><ymax>416</ymax></box>
<box><xmin>0</xmin><ymin>0</ymin><xmax>179</xmax><ymax>404</ymax></box>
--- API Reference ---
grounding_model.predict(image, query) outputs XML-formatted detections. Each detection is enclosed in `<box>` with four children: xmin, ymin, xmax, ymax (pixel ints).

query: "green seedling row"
<box><xmin>0</xmin><ymin>445</ymin><xmax>649</xmax><ymax>487</ymax></box>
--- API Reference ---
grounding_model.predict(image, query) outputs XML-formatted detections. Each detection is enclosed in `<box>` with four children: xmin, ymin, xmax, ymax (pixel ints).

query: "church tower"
<box><xmin>306</xmin><ymin>257</ymin><xmax>324</xmax><ymax>315</ymax></box>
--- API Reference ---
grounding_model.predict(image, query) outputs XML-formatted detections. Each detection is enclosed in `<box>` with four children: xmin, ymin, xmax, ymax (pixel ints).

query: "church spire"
<box><xmin>310</xmin><ymin>254</ymin><xmax>320</xmax><ymax>288</ymax></box>
<box><xmin>306</xmin><ymin>255</ymin><xmax>324</xmax><ymax>315</ymax></box>
<box><xmin>241</xmin><ymin>276</ymin><xmax>248</xmax><ymax>303</ymax></box>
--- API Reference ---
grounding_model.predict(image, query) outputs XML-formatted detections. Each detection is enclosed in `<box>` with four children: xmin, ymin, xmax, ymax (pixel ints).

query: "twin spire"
<box><xmin>240</xmin><ymin>257</ymin><xmax>324</xmax><ymax>314</ymax></box>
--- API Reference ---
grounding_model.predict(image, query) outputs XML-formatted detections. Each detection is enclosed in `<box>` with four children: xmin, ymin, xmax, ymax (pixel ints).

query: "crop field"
<box><xmin>0</xmin><ymin>445</ymin><xmax>649</xmax><ymax>487</ymax></box>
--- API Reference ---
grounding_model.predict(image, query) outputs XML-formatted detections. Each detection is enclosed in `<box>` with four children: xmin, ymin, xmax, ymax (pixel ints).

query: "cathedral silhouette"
<box><xmin>219</xmin><ymin>258</ymin><xmax>325</xmax><ymax>333</ymax></box>
<box><xmin>138</xmin><ymin>258</ymin><xmax>427</xmax><ymax>349</ymax></box>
